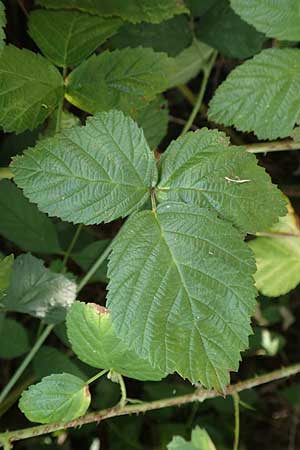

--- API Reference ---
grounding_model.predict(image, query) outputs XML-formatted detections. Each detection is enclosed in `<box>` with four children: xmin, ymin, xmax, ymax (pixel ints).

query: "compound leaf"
<box><xmin>208</xmin><ymin>48</ymin><xmax>300</xmax><ymax>140</ymax></box>
<box><xmin>110</xmin><ymin>15</ymin><xmax>192</xmax><ymax>57</ymax></box>
<box><xmin>0</xmin><ymin>45</ymin><xmax>63</xmax><ymax>133</ymax></box>
<box><xmin>11</xmin><ymin>110</ymin><xmax>157</xmax><ymax>225</ymax></box>
<box><xmin>0</xmin><ymin>254</ymin><xmax>13</xmax><ymax>300</ymax></box>
<box><xmin>0</xmin><ymin>180</ymin><xmax>61</xmax><ymax>254</ymax></box>
<box><xmin>29</xmin><ymin>9</ymin><xmax>122</xmax><ymax>68</ymax></box>
<box><xmin>2</xmin><ymin>254</ymin><xmax>76</xmax><ymax>324</ymax></box>
<box><xmin>195</xmin><ymin>0</ymin><xmax>266</xmax><ymax>59</ymax></box>
<box><xmin>107</xmin><ymin>202</ymin><xmax>257</xmax><ymax>391</ymax></box>
<box><xmin>230</xmin><ymin>0</ymin><xmax>300</xmax><ymax>41</ymax></box>
<box><xmin>0</xmin><ymin>318</ymin><xmax>30</xmax><ymax>359</ymax></box>
<box><xmin>36</xmin><ymin>0</ymin><xmax>188</xmax><ymax>24</ymax></box>
<box><xmin>19</xmin><ymin>373</ymin><xmax>90</xmax><ymax>423</ymax></box>
<box><xmin>67</xmin><ymin>302</ymin><xmax>166</xmax><ymax>381</ymax></box>
<box><xmin>65</xmin><ymin>48</ymin><xmax>174</xmax><ymax>115</ymax></box>
<box><xmin>249</xmin><ymin>203</ymin><xmax>300</xmax><ymax>297</ymax></box>
<box><xmin>157</xmin><ymin>128</ymin><xmax>286</xmax><ymax>233</ymax></box>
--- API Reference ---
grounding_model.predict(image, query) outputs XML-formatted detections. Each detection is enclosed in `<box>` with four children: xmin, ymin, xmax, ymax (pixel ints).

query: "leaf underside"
<box><xmin>67</xmin><ymin>302</ymin><xmax>166</xmax><ymax>380</ymax></box>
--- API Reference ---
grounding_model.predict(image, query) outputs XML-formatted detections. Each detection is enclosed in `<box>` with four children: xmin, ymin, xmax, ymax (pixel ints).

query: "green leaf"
<box><xmin>29</xmin><ymin>9</ymin><xmax>122</xmax><ymax>68</ymax></box>
<box><xmin>36</xmin><ymin>0</ymin><xmax>188</xmax><ymax>24</ymax></box>
<box><xmin>249</xmin><ymin>203</ymin><xmax>300</xmax><ymax>297</ymax></box>
<box><xmin>0</xmin><ymin>1</ymin><xmax>6</xmax><ymax>54</ymax></box>
<box><xmin>107</xmin><ymin>202</ymin><xmax>257</xmax><ymax>391</ymax></box>
<box><xmin>195</xmin><ymin>0</ymin><xmax>266</xmax><ymax>59</ymax></box>
<box><xmin>185</xmin><ymin>0</ymin><xmax>217</xmax><ymax>16</ymax></box>
<box><xmin>0</xmin><ymin>180</ymin><xmax>61</xmax><ymax>254</ymax></box>
<box><xmin>65</xmin><ymin>47</ymin><xmax>174</xmax><ymax>115</ymax></box>
<box><xmin>110</xmin><ymin>15</ymin><xmax>192</xmax><ymax>57</ymax></box>
<box><xmin>167</xmin><ymin>39</ymin><xmax>213</xmax><ymax>88</ymax></box>
<box><xmin>230</xmin><ymin>0</ymin><xmax>300</xmax><ymax>41</ymax></box>
<box><xmin>0</xmin><ymin>45</ymin><xmax>63</xmax><ymax>134</ymax></box>
<box><xmin>208</xmin><ymin>48</ymin><xmax>300</xmax><ymax>140</ymax></box>
<box><xmin>66</xmin><ymin>301</ymin><xmax>166</xmax><ymax>381</ymax></box>
<box><xmin>168</xmin><ymin>426</ymin><xmax>217</xmax><ymax>450</ymax></box>
<box><xmin>12</xmin><ymin>110</ymin><xmax>157</xmax><ymax>225</ymax></box>
<box><xmin>0</xmin><ymin>317</ymin><xmax>30</xmax><ymax>359</ymax></box>
<box><xmin>33</xmin><ymin>346</ymin><xmax>86</xmax><ymax>380</ymax></box>
<box><xmin>157</xmin><ymin>128</ymin><xmax>286</xmax><ymax>233</ymax></box>
<box><xmin>133</xmin><ymin>96</ymin><xmax>169</xmax><ymax>149</ymax></box>
<box><xmin>43</xmin><ymin>110</ymin><xmax>80</xmax><ymax>139</ymax></box>
<box><xmin>2</xmin><ymin>254</ymin><xmax>76</xmax><ymax>324</ymax></box>
<box><xmin>0</xmin><ymin>254</ymin><xmax>13</xmax><ymax>300</ymax></box>
<box><xmin>19</xmin><ymin>373</ymin><xmax>90</xmax><ymax>423</ymax></box>
<box><xmin>72</xmin><ymin>240</ymin><xmax>110</xmax><ymax>283</ymax></box>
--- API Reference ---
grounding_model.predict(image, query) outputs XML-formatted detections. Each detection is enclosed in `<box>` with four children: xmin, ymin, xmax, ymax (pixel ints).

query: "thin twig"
<box><xmin>232</xmin><ymin>393</ymin><xmax>240</xmax><ymax>450</ymax></box>
<box><xmin>246</xmin><ymin>140</ymin><xmax>300</xmax><ymax>153</ymax></box>
<box><xmin>1</xmin><ymin>364</ymin><xmax>299</xmax><ymax>447</ymax></box>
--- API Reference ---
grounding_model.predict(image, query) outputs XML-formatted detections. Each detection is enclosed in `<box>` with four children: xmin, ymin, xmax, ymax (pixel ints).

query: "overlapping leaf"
<box><xmin>0</xmin><ymin>318</ymin><xmax>30</xmax><ymax>359</ymax></box>
<box><xmin>11</xmin><ymin>111</ymin><xmax>157</xmax><ymax>225</ymax></box>
<box><xmin>107</xmin><ymin>202</ymin><xmax>257</xmax><ymax>391</ymax></box>
<box><xmin>230</xmin><ymin>0</ymin><xmax>300</xmax><ymax>41</ymax></box>
<box><xmin>2</xmin><ymin>254</ymin><xmax>76</xmax><ymax>324</ymax></box>
<box><xmin>249</xmin><ymin>203</ymin><xmax>300</xmax><ymax>297</ymax></box>
<box><xmin>0</xmin><ymin>45</ymin><xmax>63</xmax><ymax>133</ymax></box>
<box><xmin>110</xmin><ymin>15</ymin><xmax>192</xmax><ymax>57</ymax></box>
<box><xmin>133</xmin><ymin>96</ymin><xmax>169</xmax><ymax>149</ymax></box>
<box><xmin>67</xmin><ymin>302</ymin><xmax>166</xmax><ymax>381</ymax></box>
<box><xmin>37</xmin><ymin>0</ymin><xmax>188</xmax><ymax>24</ymax></box>
<box><xmin>195</xmin><ymin>0</ymin><xmax>265</xmax><ymax>59</ymax></box>
<box><xmin>157</xmin><ymin>129</ymin><xmax>286</xmax><ymax>232</ymax></box>
<box><xmin>19</xmin><ymin>373</ymin><xmax>90</xmax><ymax>423</ymax></box>
<box><xmin>0</xmin><ymin>180</ymin><xmax>61</xmax><ymax>254</ymax></box>
<box><xmin>65</xmin><ymin>48</ymin><xmax>174</xmax><ymax>115</ymax></box>
<box><xmin>29</xmin><ymin>9</ymin><xmax>122</xmax><ymax>67</ymax></box>
<box><xmin>208</xmin><ymin>48</ymin><xmax>300</xmax><ymax>140</ymax></box>
<box><xmin>0</xmin><ymin>254</ymin><xmax>13</xmax><ymax>300</ymax></box>
<box><xmin>167</xmin><ymin>39</ymin><xmax>213</xmax><ymax>88</ymax></box>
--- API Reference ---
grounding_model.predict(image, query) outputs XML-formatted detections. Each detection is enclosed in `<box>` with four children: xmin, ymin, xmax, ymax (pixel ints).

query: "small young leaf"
<box><xmin>67</xmin><ymin>301</ymin><xmax>166</xmax><ymax>381</ymax></box>
<box><xmin>65</xmin><ymin>48</ymin><xmax>174</xmax><ymax>115</ymax></box>
<box><xmin>167</xmin><ymin>39</ymin><xmax>213</xmax><ymax>88</ymax></box>
<box><xmin>29</xmin><ymin>9</ymin><xmax>122</xmax><ymax>67</ymax></box>
<box><xmin>0</xmin><ymin>318</ymin><xmax>30</xmax><ymax>359</ymax></box>
<box><xmin>12</xmin><ymin>111</ymin><xmax>157</xmax><ymax>225</ymax></box>
<box><xmin>195</xmin><ymin>0</ymin><xmax>266</xmax><ymax>59</ymax></box>
<box><xmin>249</xmin><ymin>203</ymin><xmax>300</xmax><ymax>297</ymax></box>
<box><xmin>72</xmin><ymin>240</ymin><xmax>110</xmax><ymax>283</ymax></box>
<box><xmin>133</xmin><ymin>96</ymin><xmax>169</xmax><ymax>149</ymax></box>
<box><xmin>110</xmin><ymin>15</ymin><xmax>192</xmax><ymax>57</ymax></box>
<box><xmin>0</xmin><ymin>1</ymin><xmax>6</xmax><ymax>54</ymax></box>
<box><xmin>0</xmin><ymin>254</ymin><xmax>13</xmax><ymax>300</ymax></box>
<box><xmin>168</xmin><ymin>426</ymin><xmax>217</xmax><ymax>450</ymax></box>
<box><xmin>2</xmin><ymin>254</ymin><xmax>76</xmax><ymax>324</ymax></box>
<box><xmin>157</xmin><ymin>128</ymin><xmax>286</xmax><ymax>233</ymax></box>
<box><xmin>0</xmin><ymin>45</ymin><xmax>63</xmax><ymax>133</ymax></box>
<box><xmin>36</xmin><ymin>0</ymin><xmax>188</xmax><ymax>24</ymax></box>
<box><xmin>19</xmin><ymin>373</ymin><xmax>90</xmax><ymax>423</ymax></box>
<box><xmin>107</xmin><ymin>203</ymin><xmax>257</xmax><ymax>391</ymax></box>
<box><xmin>33</xmin><ymin>346</ymin><xmax>86</xmax><ymax>380</ymax></box>
<box><xmin>0</xmin><ymin>180</ymin><xmax>61</xmax><ymax>254</ymax></box>
<box><xmin>208</xmin><ymin>48</ymin><xmax>300</xmax><ymax>140</ymax></box>
<box><xmin>230</xmin><ymin>0</ymin><xmax>300</xmax><ymax>41</ymax></box>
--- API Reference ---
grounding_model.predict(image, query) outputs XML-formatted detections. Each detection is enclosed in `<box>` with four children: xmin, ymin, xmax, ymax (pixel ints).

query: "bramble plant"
<box><xmin>0</xmin><ymin>1</ymin><xmax>300</xmax><ymax>449</ymax></box>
